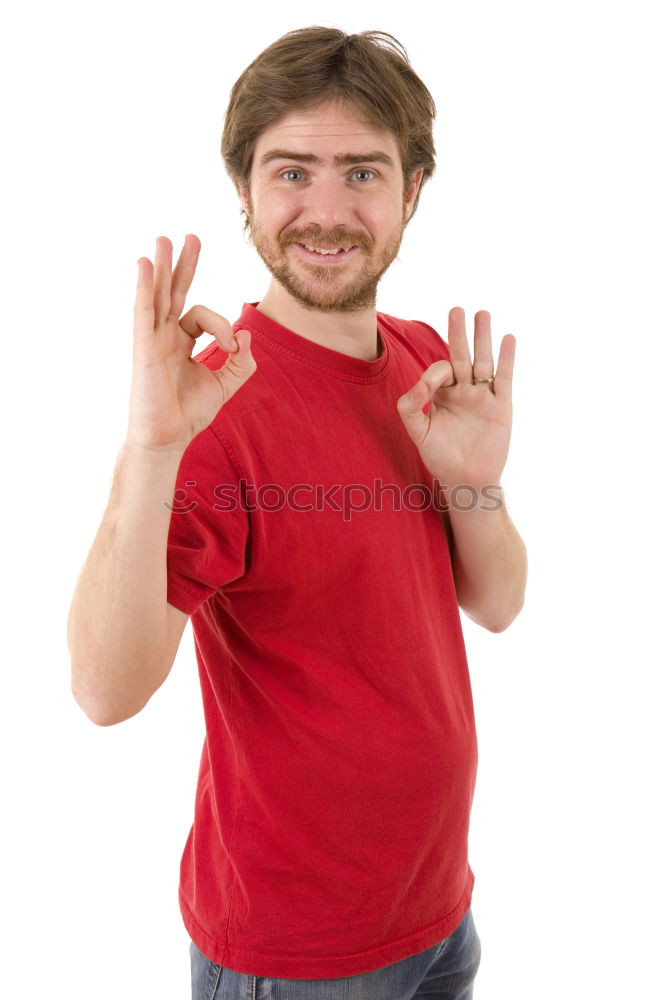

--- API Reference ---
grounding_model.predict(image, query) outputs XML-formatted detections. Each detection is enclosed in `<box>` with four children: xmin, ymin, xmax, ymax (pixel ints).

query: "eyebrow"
<box><xmin>258</xmin><ymin>149</ymin><xmax>396</xmax><ymax>170</ymax></box>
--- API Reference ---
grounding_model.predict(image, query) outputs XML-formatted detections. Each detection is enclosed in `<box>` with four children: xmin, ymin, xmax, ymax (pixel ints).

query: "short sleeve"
<box><xmin>410</xmin><ymin>319</ymin><xmax>451</xmax><ymax>362</ymax></box>
<box><xmin>166</xmin><ymin>426</ymin><xmax>249</xmax><ymax>615</ymax></box>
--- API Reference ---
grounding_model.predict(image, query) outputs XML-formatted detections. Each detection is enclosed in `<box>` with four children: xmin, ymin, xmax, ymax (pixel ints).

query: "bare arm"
<box><xmin>448</xmin><ymin>488</ymin><xmax>527</xmax><ymax>633</ymax></box>
<box><xmin>67</xmin><ymin>234</ymin><xmax>256</xmax><ymax>725</ymax></box>
<box><xmin>68</xmin><ymin>442</ymin><xmax>188</xmax><ymax>725</ymax></box>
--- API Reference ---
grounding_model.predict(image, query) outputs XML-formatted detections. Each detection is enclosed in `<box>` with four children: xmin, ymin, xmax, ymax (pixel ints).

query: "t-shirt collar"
<box><xmin>235</xmin><ymin>302</ymin><xmax>391</xmax><ymax>381</ymax></box>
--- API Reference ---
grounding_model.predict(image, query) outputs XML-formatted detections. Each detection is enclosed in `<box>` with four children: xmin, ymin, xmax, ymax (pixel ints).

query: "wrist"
<box><xmin>435</xmin><ymin>479</ymin><xmax>505</xmax><ymax>512</ymax></box>
<box><xmin>122</xmin><ymin>437</ymin><xmax>188</xmax><ymax>463</ymax></box>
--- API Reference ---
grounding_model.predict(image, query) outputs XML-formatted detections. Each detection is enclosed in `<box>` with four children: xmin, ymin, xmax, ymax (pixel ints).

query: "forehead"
<box><xmin>253</xmin><ymin>99</ymin><xmax>400</xmax><ymax>160</ymax></box>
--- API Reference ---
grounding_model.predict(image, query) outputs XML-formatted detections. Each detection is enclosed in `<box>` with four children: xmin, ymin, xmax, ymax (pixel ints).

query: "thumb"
<box><xmin>223</xmin><ymin>327</ymin><xmax>253</xmax><ymax>358</ymax></box>
<box><xmin>212</xmin><ymin>328</ymin><xmax>257</xmax><ymax>398</ymax></box>
<box><xmin>396</xmin><ymin>379</ymin><xmax>429</xmax><ymax>445</ymax></box>
<box><xmin>216</xmin><ymin>327</ymin><xmax>255</xmax><ymax>369</ymax></box>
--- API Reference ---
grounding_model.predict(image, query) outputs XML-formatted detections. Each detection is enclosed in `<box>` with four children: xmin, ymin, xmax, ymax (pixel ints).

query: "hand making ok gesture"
<box><xmin>396</xmin><ymin>308</ymin><xmax>515</xmax><ymax>490</ymax></box>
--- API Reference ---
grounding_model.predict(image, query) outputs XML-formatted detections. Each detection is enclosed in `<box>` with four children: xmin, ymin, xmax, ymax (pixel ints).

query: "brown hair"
<box><xmin>221</xmin><ymin>26</ymin><xmax>437</xmax><ymax>231</ymax></box>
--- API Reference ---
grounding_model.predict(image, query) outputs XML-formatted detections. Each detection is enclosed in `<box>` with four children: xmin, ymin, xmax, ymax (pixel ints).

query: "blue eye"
<box><xmin>280</xmin><ymin>168</ymin><xmax>376</xmax><ymax>182</ymax></box>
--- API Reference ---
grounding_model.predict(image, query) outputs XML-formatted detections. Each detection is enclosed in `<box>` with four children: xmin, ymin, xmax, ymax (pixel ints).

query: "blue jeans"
<box><xmin>190</xmin><ymin>908</ymin><xmax>481</xmax><ymax>999</ymax></box>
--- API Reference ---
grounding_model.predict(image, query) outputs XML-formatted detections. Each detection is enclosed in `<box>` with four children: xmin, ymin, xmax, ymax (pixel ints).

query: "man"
<box><xmin>68</xmin><ymin>26</ymin><xmax>527</xmax><ymax>999</ymax></box>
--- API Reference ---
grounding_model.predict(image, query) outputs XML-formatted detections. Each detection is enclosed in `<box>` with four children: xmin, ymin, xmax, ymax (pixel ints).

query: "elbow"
<box><xmin>71</xmin><ymin>686</ymin><xmax>117</xmax><ymax>727</ymax></box>
<box><xmin>75</xmin><ymin>699</ymin><xmax>132</xmax><ymax>727</ymax></box>
<box><xmin>486</xmin><ymin>596</ymin><xmax>525</xmax><ymax>634</ymax></box>
<box><xmin>71</xmin><ymin>673</ymin><xmax>135</xmax><ymax>728</ymax></box>
<box><xmin>487</xmin><ymin>619</ymin><xmax>511</xmax><ymax>634</ymax></box>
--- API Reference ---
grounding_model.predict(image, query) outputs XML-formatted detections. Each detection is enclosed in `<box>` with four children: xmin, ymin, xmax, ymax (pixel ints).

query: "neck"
<box><xmin>255</xmin><ymin>280</ymin><xmax>381</xmax><ymax>362</ymax></box>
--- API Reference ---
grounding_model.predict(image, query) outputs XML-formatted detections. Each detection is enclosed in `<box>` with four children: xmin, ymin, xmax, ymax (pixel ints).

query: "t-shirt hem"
<box><xmin>179</xmin><ymin>865</ymin><xmax>474</xmax><ymax>979</ymax></box>
<box><xmin>166</xmin><ymin>581</ymin><xmax>205</xmax><ymax>616</ymax></box>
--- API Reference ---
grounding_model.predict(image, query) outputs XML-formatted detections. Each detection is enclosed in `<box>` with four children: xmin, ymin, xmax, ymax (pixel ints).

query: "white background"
<box><xmin>1</xmin><ymin>1</ymin><xmax>664</xmax><ymax>996</ymax></box>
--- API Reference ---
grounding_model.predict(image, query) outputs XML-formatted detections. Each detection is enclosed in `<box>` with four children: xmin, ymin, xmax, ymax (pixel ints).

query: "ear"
<box><xmin>238</xmin><ymin>183</ymin><xmax>250</xmax><ymax>215</ymax></box>
<box><xmin>404</xmin><ymin>168</ymin><xmax>425</xmax><ymax>221</ymax></box>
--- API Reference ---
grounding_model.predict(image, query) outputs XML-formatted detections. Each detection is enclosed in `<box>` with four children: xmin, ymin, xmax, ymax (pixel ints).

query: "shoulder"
<box><xmin>378</xmin><ymin>311</ymin><xmax>451</xmax><ymax>364</ymax></box>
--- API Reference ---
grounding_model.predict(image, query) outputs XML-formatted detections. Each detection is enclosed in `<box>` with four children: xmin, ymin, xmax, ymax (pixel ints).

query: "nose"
<box><xmin>300</xmin><ymin>172</ymin><xmax>358</xmax><ymax>232</ymax></box>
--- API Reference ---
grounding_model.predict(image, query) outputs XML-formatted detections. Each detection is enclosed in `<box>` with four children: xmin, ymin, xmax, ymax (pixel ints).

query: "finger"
<box><xmin>447</xmin><ymin>307</ymin><xmax>473</xmax><ymax>384</ymax></box>
<box><xmin>168</xmin><ymin>234</ymin><xmax>201</xmax><ymax>323</ymax></box>
<box><xmin>213</xmin><ymin>328</ymin><xmax>258</xmax><ymax>400</ymax></box>
<box><xmin>396</xmin><ymin>358</ymin><xmax>454</xmax><ymax>445</ymax></box>
<box><xmin>472</xmin><ymin>310</ymin><xmax>494</xmax><ymax>382</ymax></box>
<box><xmin>418</xmin><ymin>358</ymin><xmax>456</xmax><ymax>396</ymax></box>
<box><xmin>153</xmin><ymin>236</ymin><xmax>173</xmax><ymax>325</ymax></box>
<box><xmin>493</xmin><ymin>334</ymin><xmax>516</xmax><ymax>401</ymax></box>
<box><xmin>133</xmin><ymin>256</ymin><xmax>155</xmax><ymax>341</ymax></box>
<box><xmin>179</xmin><ymin>304</ymin><xmax>237</xmax><ymax>354</ymax></box>
<box><xmin>396</xmin><ymin>379</ymin><xmax>430</xmax><ymax>446</ymax></box>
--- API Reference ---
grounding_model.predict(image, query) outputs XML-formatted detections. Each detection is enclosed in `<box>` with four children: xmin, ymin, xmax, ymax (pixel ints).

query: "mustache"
<box><xmin>281</xmin><ymin>228</ymin><xmax>373</xmax><ymax>252</ymax></box>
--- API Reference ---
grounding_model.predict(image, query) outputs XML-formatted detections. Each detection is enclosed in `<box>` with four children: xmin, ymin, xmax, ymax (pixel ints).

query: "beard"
<box><xmin>244</xmin><ymin>197</ymin><xmax>409</xmax><ymax>314</ymax></box>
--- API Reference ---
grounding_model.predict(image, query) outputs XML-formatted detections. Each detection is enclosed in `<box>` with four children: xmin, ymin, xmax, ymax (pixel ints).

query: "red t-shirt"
<box><xmin>166</xmin><ymin>302</ymin><xmax>478</xmax><ymax>979</ymax></box>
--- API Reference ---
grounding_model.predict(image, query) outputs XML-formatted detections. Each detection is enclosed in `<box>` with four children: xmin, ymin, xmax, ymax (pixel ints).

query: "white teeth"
<box><xmin>302</xmin><ymin>244</ymin><xmax>347</xmax><ymax>255</ymax></box>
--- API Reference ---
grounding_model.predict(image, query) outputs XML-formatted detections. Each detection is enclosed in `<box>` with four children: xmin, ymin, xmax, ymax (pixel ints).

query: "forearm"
<box><xmin>68</xmin><ymin>441</ymin><xmax>185</xmax><ymax>725</ymax></box>
<box><xmin>443</xmin><ymin>485</ymin><xmax>527</xmax><ymax>632</ymax></box>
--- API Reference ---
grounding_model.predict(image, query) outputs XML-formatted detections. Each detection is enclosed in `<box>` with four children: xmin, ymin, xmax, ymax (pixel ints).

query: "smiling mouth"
<box><xmin>295</xmin><ymin>243</ymin><xmax>359</xmax><ymax>260</ymax></box>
